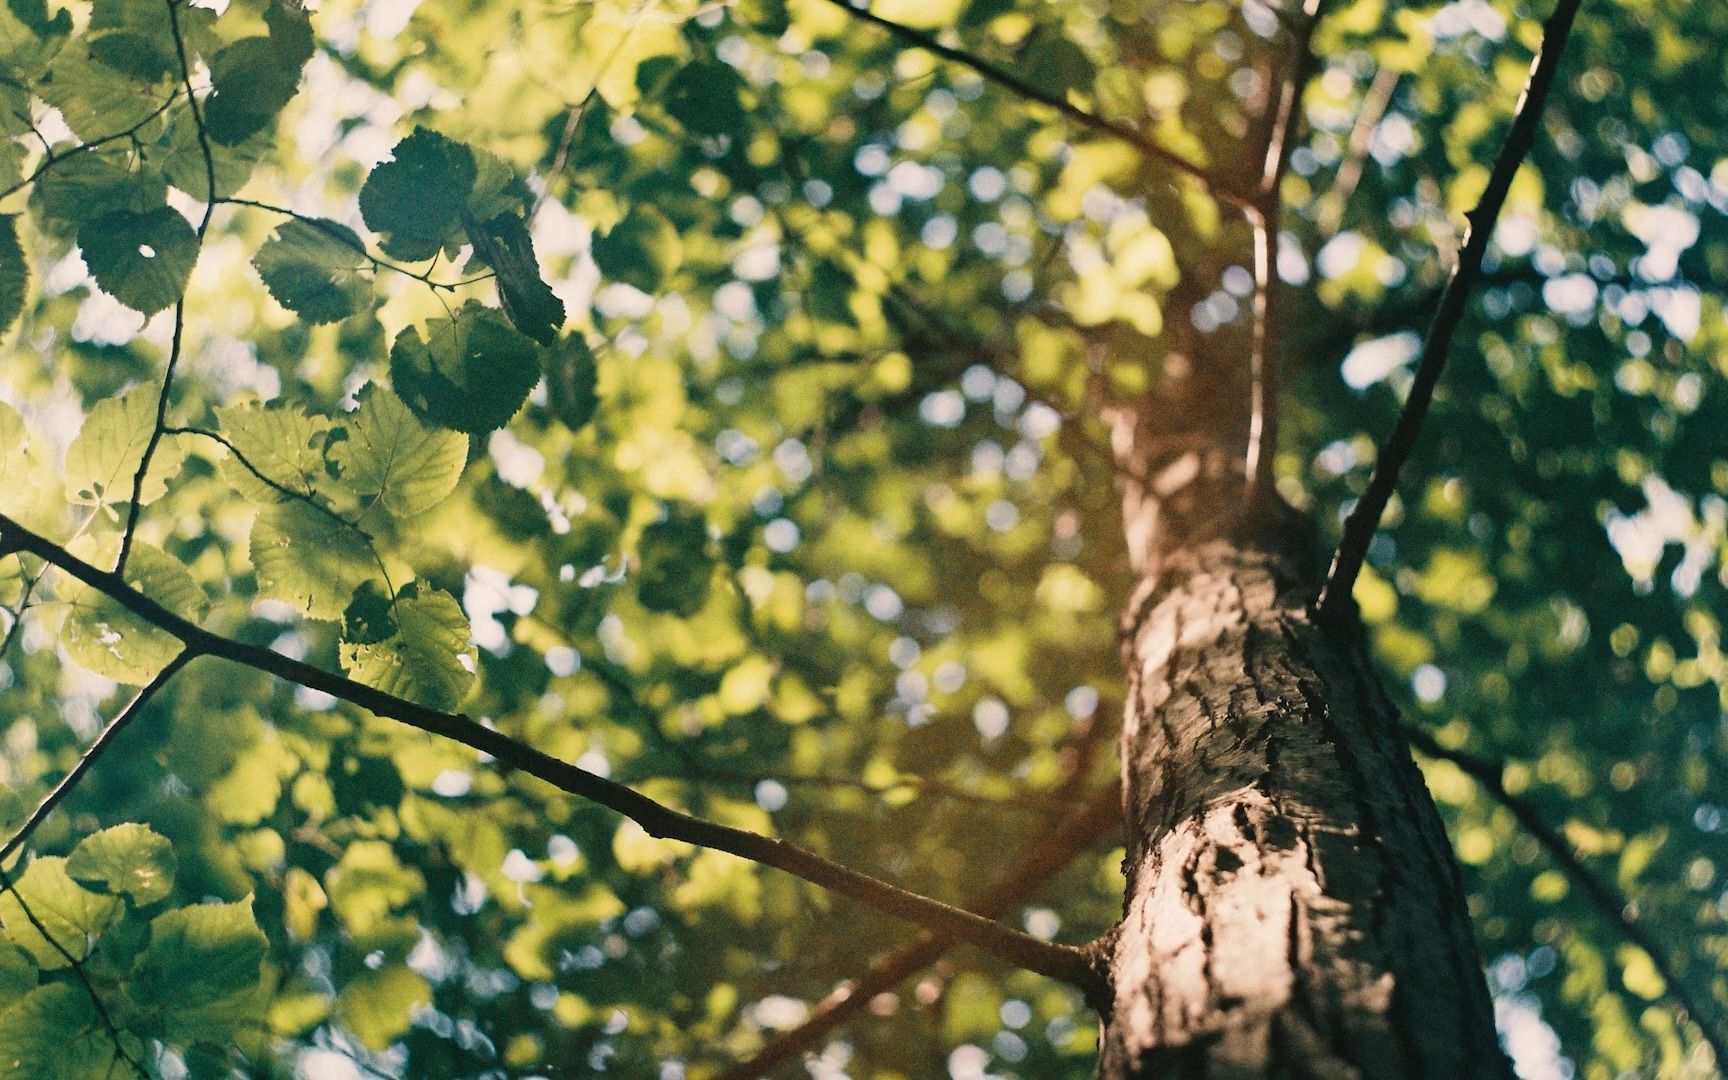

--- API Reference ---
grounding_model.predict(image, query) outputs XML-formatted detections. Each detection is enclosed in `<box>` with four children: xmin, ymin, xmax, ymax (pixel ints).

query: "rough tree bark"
<box><xmin>1093</xmin><ymin>339</ymin><xmax>1509</xmax><ymax>1077</ymax></box>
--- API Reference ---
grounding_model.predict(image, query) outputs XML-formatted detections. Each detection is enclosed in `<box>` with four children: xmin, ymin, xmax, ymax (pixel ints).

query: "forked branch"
<box><xmin>1317</xmin><ymin>0</ymin><xmax>1582</xmax><ymax>616</ymax></box>
<box><xmin>0</xmin><ymin>513</ymin><xmax>1107</xmax><ymax>1000</ymax></box>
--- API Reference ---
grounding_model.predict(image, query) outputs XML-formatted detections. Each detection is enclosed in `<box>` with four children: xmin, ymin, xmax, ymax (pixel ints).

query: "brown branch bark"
<box><xmin>1402</xmin><ymin>725</ymin><xmax>1728</xmax><ymax>1065</ymax></box>
<box><xmin>0</xmin><ymin>513</ymin><xmax>1106</xmax><ymax>999</ymax></box>
<box><xmin>1318</xmin><ymin>0</ymin><xmax>1582</xmax><ymax>616</ymax></box>
<box><xmin>717</xmin><ymin>783</ymin><xmax>1122</xmax><ymax>1079</ymax></box>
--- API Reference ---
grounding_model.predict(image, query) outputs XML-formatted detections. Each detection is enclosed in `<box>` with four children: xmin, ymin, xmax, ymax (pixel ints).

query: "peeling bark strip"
<box><xmin>1101</xmin><ymin>535</ymin><xmax>1508</xmax><ymax>1077</ymax></box>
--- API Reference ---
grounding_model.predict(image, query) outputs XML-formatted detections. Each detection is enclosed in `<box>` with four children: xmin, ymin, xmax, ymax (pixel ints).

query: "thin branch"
<box><xmin>1318</xmin><ymin>65</ymin><xmax>1401</xmax><ymax>239</ymax></box>
<box><xmin>1403</xmin><ymin>725</ymin><xmax>1728</xmax><ymax>1064</ymax></box>
<box><xmin>117</xmin><ymin>0</ymin><xmax>220</xmax><ymax>573</ymax></box>
<box><xmin>163</xmin><ymin>426</ymin><xmax>364</xmax><ymax>534</ymax></box>
<box><xmin>817</xmin><ymin>0</ymin><xmax>1247</xmax><ymax>208</ymax></box>
<box><xmin>717</xmin><ymin>782</ymin><xmax>1121</xmax><ymax>1079</ymax></box>
<box><xmin>217</xmin><ymin>198</ymin><xmax>495</xmax><ymax>291</ymax></box>
<box><xmin>1244</xmin><ymin>0</ymin><xmax>1327</xmax><ymax>504</ymax></box>
<box><xmin>0</xmin><ymin>651</ymin><xmax>194</xmax><ymax>866</ymax></box>
<box><xmin>0</xmin><ymin>91</ymin><xmax>182</xmax><ymax>203</ymax></box>
<box><xmin>0</xmin><ymin>864</ymin><xmax>148</xmax><ymax>1078</ymax></box>
<box><xmin>0</xmin><ymin>513</ymin><xmax>1105</xmax><ymax>998</ymax></box>
<box><xmin>1317</xmin><ymin>0</ymin><xmax>1581</xmax><ymax>617</ymax></box>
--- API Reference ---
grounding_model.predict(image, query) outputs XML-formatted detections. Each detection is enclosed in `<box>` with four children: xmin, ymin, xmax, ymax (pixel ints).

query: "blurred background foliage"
<box><xmin>0</xmin><ymin>0</ymin><xmax>1724</xmax><ymax>1076</ymax></box>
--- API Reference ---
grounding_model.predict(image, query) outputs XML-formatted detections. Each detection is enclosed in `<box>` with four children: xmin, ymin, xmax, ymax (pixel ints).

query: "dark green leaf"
<box><xmin>590</xmin><ymin>203</ymin><xmax>682</xmax><ymax>293</ymax></box>
<box><xmin>78</xmin><ymin>206</ymin><xmax>198</xmax><ymax>315</ymax></box>
<box><xmin>0</xmin><ymin>215</ymin><xmax>24</xmax><ymax>337</ymax></box>
<box><xmin>342</xmin><ymin>580</ymin><xmax>397</xmax><ymax>645</ymax></box>
<box><xmin>547</xmin><ymin>334</ymin><xmax>599</xmax><ymax>431</ymax></box>
<box><xmin>252</xmin><ymin>218</ymin><xmax>372</xmax><ymax>323</ymax></box>
<box><xmin>203</xmin><ymin>5</ymin><xmax>314</xmax><ymax>147</ymax></box>
<box><xmin>133</xmin><ymin>899</ymin><xmax>268</xmax><ymax>1010</ymax></box>
<box><xmin>637</xmin><ymin>509</ymin><xmax>711</xmax><ymax>616</ymax></box>
<box><xmin>30</xmin><ymin>153</ymin><xmax>167</xmax><ymax>237</ymax></box>
<box><xmin>390</xmin><ymin>302</ymin><xmax>542</xmax><ymax>434</ymax></box>
<box><xmin>358</xmin><ymin>127</ymin><xmax>477</xmax><ymax>262</ymax></box>
<box><xmin>464</xmin><ymin>210</ymin><xmax>564</xmax><ymax>344</ymax></box>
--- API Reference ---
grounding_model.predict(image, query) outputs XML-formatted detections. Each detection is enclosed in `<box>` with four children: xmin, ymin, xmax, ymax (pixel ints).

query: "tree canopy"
<box><xmin>0</xmin><ymin>0</ymin><xmax>1723</xmax><ymax>1076</ymax></box>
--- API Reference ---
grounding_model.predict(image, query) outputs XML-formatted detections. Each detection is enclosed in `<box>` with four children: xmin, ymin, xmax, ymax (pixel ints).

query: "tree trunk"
<box><xmin>1096</xmin><ymin>388</ymin><xmax>1508</xmax><ymax>1076</ymax></box>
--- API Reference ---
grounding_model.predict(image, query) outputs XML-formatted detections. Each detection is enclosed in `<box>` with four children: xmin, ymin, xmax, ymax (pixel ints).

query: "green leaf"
<box><xmin>662</xmin><ymin>60</ymin><xmax>747</xmax><ymax>137</ymax></box>
<box><xmin>339</xmin><ymin>584</ymin><xmax>475</xmax><ymax>711</ymax></box>
<box><xmin>336</xmin><ymin>965</ymin><xmax>431</xmax><ymax>1051</ymax></box>
<box><xmin>0</xmin><ymin>984</ymin><xmax>137</xmax><ymax>1079</ymax></box>
<box><xmin>160</xmin><ymin>107</ymin><xmax>273</xmax><ymax>200</ymax></box>
<box><xmin>0</xmin><ymin>942</ymin><xmax>35</xmax><ymax>1005</ymax></box>
<box><xmin>252</xmin><ymin>218</ymin><xmax>373</xmax><ymax>324</ymax></box>
<box><xmin>249</xmin><ymin>500</ymin><xmax>379</xmax><ymax>621</ymax></box>
<box><xmin>0</xmin><ymin>215</ymin><xmax>24</xmax><ymax>338</ymax></box>
<box><xmin>30</xmin><ymin>153</ymin><xmax>167</xmax><ymax>238</ymax></box>
<box><xmin>547</xmin><ymin>335</ymin><xmax>599</xmax><ymax>431</ymax></box>
<box><xmin>358</xmin><ymin>127</ymin><xmax>477</xmax><ymax>262</ymax></box>
<box><xmin>0</xmin><ymin>857</ymin><xmax>122</xmax><ymax>969</ymax></box>
<box><xmin>330</xmin><ymin>384</ymin><xmax>469</xmax><ymax>516</ymax></box>
<box><xmin>342</xmin><ymin>580</ymin><xmax>397</xmax><ymax>645</ymax></box>
<box><xmin>214</xmin><ymin>398</ymin><xmax>337</xmax><ymax>503</ymax></box>
<box><xmin>86</xmin><ymin>0</ymin><xmax>177</xmax><ymax>82</ymax></box>
<box><xmin>0</xmin><ymin>0</ymin><xmax>71</xmax><ymax>83</ymax></box>
<box><xmin>65</xmin><ymin>823</ymin><xmax>176</xmax><ymax>905</ymax></box>
<box><xmin>389</xmin><ymin>303</ymin><xmax>542</xmax><ymax>434</ymax></box>
<box><xmin>64</xmin><ymin>387</ymin><xmax>185</xmax><ymax>510</ymax></box>
<box><xmin>637</xmin><ymin>510</ymin><xmax>712</xmax><ymax>616</ymax></box>
<box><xmin>78</xmin><ymin>206</ymin><xmax>199</xmax><ymax>316</ymax></box>
<box><xmin>203</xmin><ymin>4</ymin><xmax>313</xmax><ymax>147</ymax></box>
<box><xmin>62</xmin><ymin>543</ymin><xmax>206</xmax><ymax>684</ymax></box>
<box><xmin>464</xmin><ymin>211</ymin><xmax>564</xmax><ymax>344</ymax></box>
<box><xmin>591</xmin><ymin>203</ymin><xmax>682</xmax><ymax>292</ymax></box>
<box><xmin>36</xmin><ymin>51</ymin><xmax>172</xmax><ymax>142</ymax></box>
<box><xmin>133</xmin><ymin>899</ymin><xmax>267</xmax><ymax>1016</ymax></box>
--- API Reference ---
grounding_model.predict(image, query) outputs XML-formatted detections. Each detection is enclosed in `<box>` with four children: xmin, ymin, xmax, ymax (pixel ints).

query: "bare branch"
<box><xmin>0</xmin><ymin>651</ymin><xmax>194</xmax><ymax>866</ymax></box>
<box><xmin>1403</xmin><ymin>725</ymin><xmax>1728</xmax><ymax>1064</ymax></box>
<box><xmin>1317</xmin><ymin>0</ymin><xmax>1582</xmax><ymax>617</ymax></box>
<box><xmin>0</xmin><ymin>513</ymin><xmax>1106</xmax><ymax>998</ymax></box>
<box><xmin>716</xmin><ymin>783</ymin><xmax>1121</xmax><ymax>1079</ymax></box>
<box><xmin>817</xmin><ymin>0</ymin><xmax>1247</xmax><ymax>207</ymax></box>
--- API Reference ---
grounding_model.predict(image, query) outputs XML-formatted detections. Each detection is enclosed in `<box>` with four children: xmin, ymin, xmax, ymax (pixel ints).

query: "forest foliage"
<box><xmin>0</xmin><ymin>0</ymin><xmax>1724</xmax><ymax>1076</ymax></box>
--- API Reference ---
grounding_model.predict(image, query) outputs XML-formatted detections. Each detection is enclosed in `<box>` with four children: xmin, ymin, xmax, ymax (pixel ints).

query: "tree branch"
<box><xmin>217</xmin><ymin>198</ymin><xmax>495</xmax><ymax>291</ymax></box>
<box><xmin>0</xmin><ymin>651</ymin><xmax>193</xmax><ymax>866</ymax></box>
<box><xmin>817</xmin><ymin>0</ymin><xmax>1247</xmax><ymax>207</ymax></box>
<box><xmin>716</xmin><ymin>782</ymin><xmax>1121</xmax><ymax>1079</ymax></box>
<box><xmin>1317</xmin><ymin>0</ymin><xmax>1581</xmax><ymax>617</ymax></box>
<box><xmin>1403</xmin><ymin>725</ymin><xmax>1728</xmax><ymax>1064</ymax></box>
<box><xmin>0</xmin><ymin>513</ymin><xmax>1106</xmax><ymax>999</ymax></box>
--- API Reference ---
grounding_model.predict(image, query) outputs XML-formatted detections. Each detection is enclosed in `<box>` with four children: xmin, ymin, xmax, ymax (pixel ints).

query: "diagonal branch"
<box><xmin>715</xmin><ymin>783</ymin><xmax>1121</xmax><ymax>1080</ymax></box>
<box><xmin>1317</xmin><ymin>0</ymin><xmax>1582</xmax><ymax>617</ymax></box>
<box><xmin>818</xmin><ymin>0</ymin><xmax>1246</xmax><ymax>207</ymax></box>
<box><xmin>0</xmin><ymin>651</ymin><xmax>193</xmax><ymax>866</ymax></box>
<box><xmin>0</xmin><ymin>513</ymin><xmax>1107</xmax><ymax>999</ymax></box>
<box><xmin>1403</xmin><ymin>725</ymin><xmax>1728</xmax><ymax>1064</ymax></box>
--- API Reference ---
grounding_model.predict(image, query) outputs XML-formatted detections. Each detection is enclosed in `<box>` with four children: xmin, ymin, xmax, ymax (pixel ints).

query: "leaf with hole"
<box><xmin>78</xmin><ymin>206</ymin><xmax>198</xmax><ymax>315</ymax></box>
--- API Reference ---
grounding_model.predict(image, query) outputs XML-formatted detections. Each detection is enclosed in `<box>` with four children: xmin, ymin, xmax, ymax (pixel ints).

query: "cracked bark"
<box><xmin>1096</xmin><ymin>350</ymin><xmax>1507</xmax><ymax>1077</ymax></box>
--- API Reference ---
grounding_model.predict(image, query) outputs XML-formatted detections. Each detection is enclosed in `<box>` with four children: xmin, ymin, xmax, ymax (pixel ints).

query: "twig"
<box><xmin>116</xmin><ymin>0</ymin><xmax>222</xmax><ymax>573</ymax></box>
<box><xmin>716</xmin><ymin>783</ymin><xmax>1121</xmax><ymax>1079</ymax></box>
<box><xmin>0</xmin><ymin>91</ymin><xmax>183</xmax><ymax>202</ymax></box>
<box><xmin>0</xmin><ymin>513</ymin><xmax>1106</xmax><ymax>998</ymax></box>
<box><xmin>218</xmin><ymin>198</ymin><xmax>495</xmax><ymax>291</ymax></box>
<box><xmin>0</xmin><ymin>864</ymin><xmax>148</xmax><ymax>1078</ymax></box>
<box><xmin>1317</xmin><ymin>0</ymin><xmax>1582</xmax><ymax>617</ymax></box>
<box><xmin>0</xmin><ymin>652</ymin><xmax>193</xmax><ymax>866</ymax></box>
<box><xmin>1403</xmin><ymin>725</ymin><xmax>1728</xmax><ymax>1064</ymax></box>
<box><xmin>818</xmin><ymin>0</ymin><xmax>1247</xmax><ymax>208</ymax></box>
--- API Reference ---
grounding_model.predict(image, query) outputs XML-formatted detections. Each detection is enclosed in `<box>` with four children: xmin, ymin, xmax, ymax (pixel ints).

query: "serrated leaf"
<box><xmin>214</xmin><ymin>399</ymin><xmax>337</xmax><ymax>503</ymax></box>
<box><xmin>336</xmin><ymin>965</ymin><xmax>431</xmax><ymax>1051</ymax></box>
<box><xmin>0</xmin><ymin>215</ymin><xmax>24</xmax><ymax>338</ymax></box>
<box><xmin>64</xmin><ymin>388</ymin><xmax>185</xmax><ymax>510</ymax></box>
<box><xmin>133</xmin><ymin>899</ymin><xmax>267</xmax><ymax>1018</ymax></box>
<box><xmin>160</xmin><ymin>106</ymin><xmax>272</xmax><ymax>200</ymax></box>
<box><xmin>36</xmin><ymin>51</ymin><xmax>172</xmax><ymax>141</ymax></box>
<box><xmin>464</xmin><ymin>211</ymin><xmax>563</xmax><ymax>344</ymax></box>
<box><xmin>358</xmin><ymin>127</ymin><xmax>477</xmax><ymax>262</ymax></box>
<box><xmin>339</xmin><ymin>584</ymin><xmax>475</xmax><ymax>710</ymax></box>
<box><xmin>547</xmin><ymin>335</ymin><xmax>599</xmax><ymax>431</ymax></box>
<box><xmin>249</xmin><ymin>500</ymin><xmax>379</xmax><ymax>621</ymax></box>
<box><xmin>637</xmin><ymin>510</ymin><xmax>711</xmax><ymax>616</ymax></box>
<box><xmin>86</xmin><ymin>0</ymin><xmax>177</xmax><ymax>81</ymax></box>
<box><xmin>330</xmin><ymin>385</ymin><xmax>468</xmax><ymax>517</ymax></box>
<box><xmin>203</xmin><ymin>4</ymin><xmax>313</xmax><ymax>147</ymax></box>
<box><xmin>252</xmin><ymin>218</ymin><xmax>372</xmax><ymax>324</ymax></box>
<box><xmin>30</xmin><ymin>152</ymin><xmax>167</xmax><ymax>238</ymax></box>
<box><xmin>0</xmin><ymin>984</ymin><xmax>136</xmax><ymax>1079</ymax></box>
<box><xmin>389</xmin><ymin>303</ymin><xmax>541</xmax><ymax>434</ymax></box>
<box><xmin>66</xmin><ymin>824</ymin><xmax>176</xmax><ymax>905</ymax></box>
<box><xmin>591</xmin><ymin>203</ymin><xmax>682</xmax><ymax>292</ymax></box>
<box><xmin>62</xmin><ymin>543</ymin><xmax>205</xmax><ymax>683</ymax></box>
<box><xmin>0</xmin><ymin>857</ymin><xmax>122</xmax><ymax>969</ymax></box>
<box><xmin>78</xmin><ymin>206</ymin><xmax>198</xmax><ymax>315</ymax></box>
